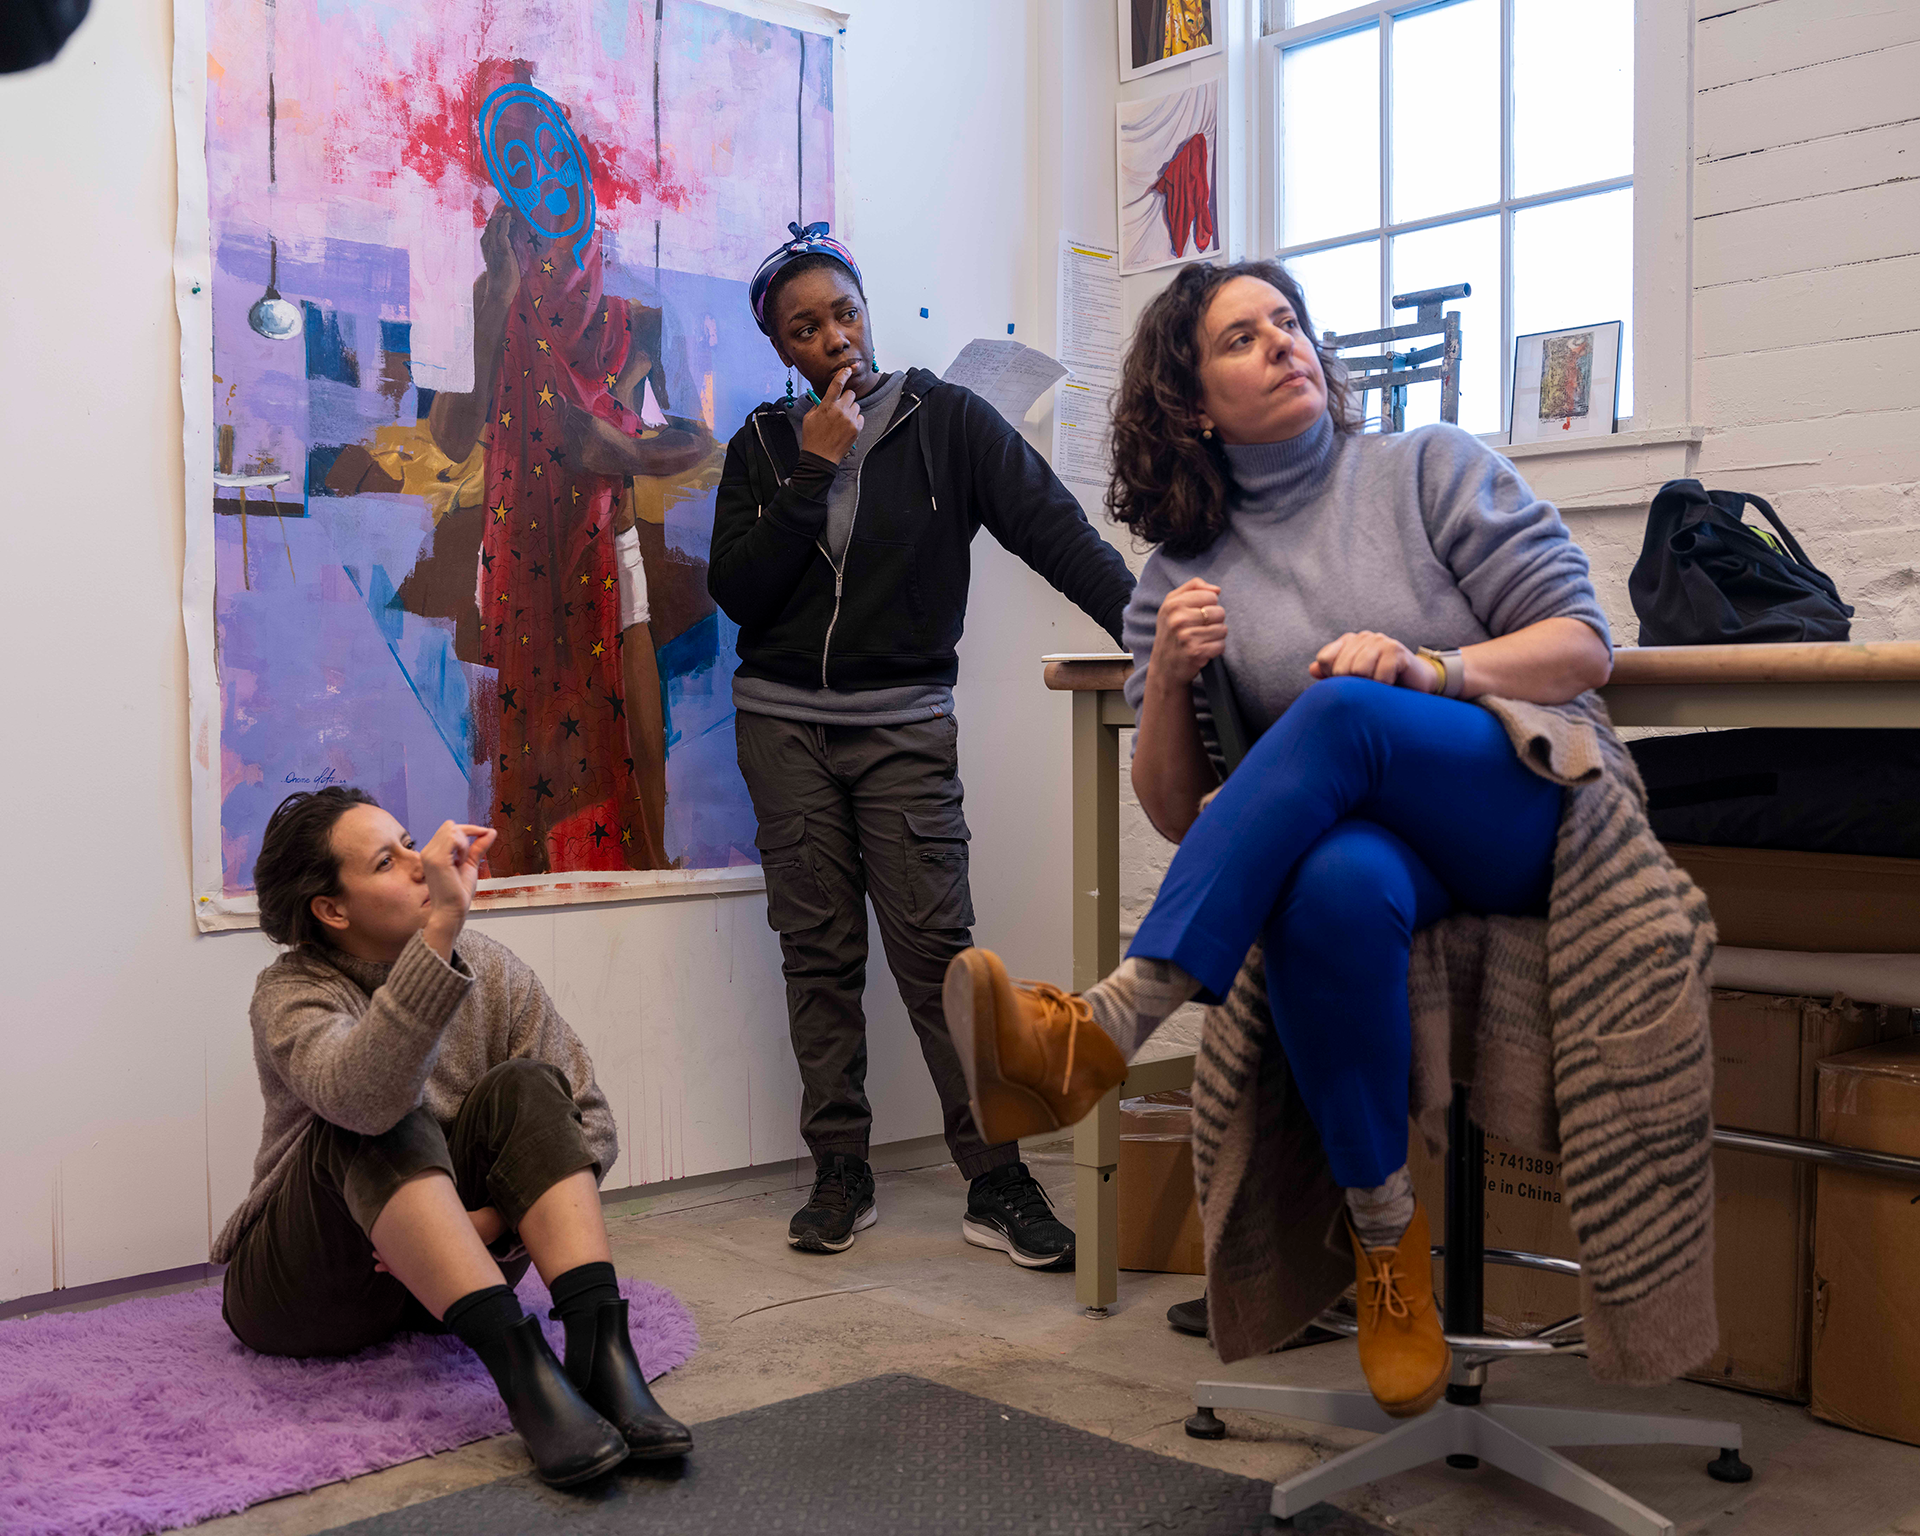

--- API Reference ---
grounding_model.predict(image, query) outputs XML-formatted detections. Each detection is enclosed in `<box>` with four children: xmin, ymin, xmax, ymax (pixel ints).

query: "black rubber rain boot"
<box><xmin>492</xmin><ymin>1314</ymin><xmax>631</xmax><ymax>1487</ymax></box>
<box><xmin>572</xmin><ymin>1298</ymin><xmax>694</xmax><ymax>1460</ymax></box>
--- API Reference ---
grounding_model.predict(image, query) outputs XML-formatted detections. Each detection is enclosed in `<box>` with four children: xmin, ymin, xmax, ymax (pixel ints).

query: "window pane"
<box><xmin>1388</xmin><ymin>214</ymin><xmax>1500</xmax><ymax>433</ymax></box>
<box><xmin>1281</xmin><ymin>27</ymin><xmax>1380</xmax><ymax>246</ymax></box>
<box><xmin>1282</xmin><ymin>239</ymin><xmax>1382</xmax><ymax>344</ymax></box>
<box><xmin>1512</xmin><ymin>0</ymin><xmax>1632</xmax><ymax>197</ymax></box>
<box><xmin>1390</xmin><ymin>0</ymin><xmax>1499</xmax><ymax>224</ymax></box>
<box><xmin>1512</xmin><ymin>187</ymin><xmax>1633</xmax><ymax>421</ymax></box>
<box><xmin>1290</xmin><ymin>0</ymin><xmax>1359</xmax><ymax>24</ymax></box>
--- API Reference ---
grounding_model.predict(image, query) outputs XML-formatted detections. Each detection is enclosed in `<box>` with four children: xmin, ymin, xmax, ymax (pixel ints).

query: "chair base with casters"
<box><xmin>1186</xmin><ymin>1089</ymin><xmax>1751</xmax><ymax>1536</ymax></box>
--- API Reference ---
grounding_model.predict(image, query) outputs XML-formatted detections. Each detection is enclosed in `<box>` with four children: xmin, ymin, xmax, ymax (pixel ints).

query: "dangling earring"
<box><xmin>1201</xmin><ymin>426</ymin><xmax>1214</xmax><ymax>441</ymax></box>
<box><xmin>784</xmin><ymin>367</ymin><xmax>796</xmax><ymax>404</ymax></box>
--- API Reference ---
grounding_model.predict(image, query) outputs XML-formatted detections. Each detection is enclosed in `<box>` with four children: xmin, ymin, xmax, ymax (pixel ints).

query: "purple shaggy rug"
<box><xmin>0</xmin><ymin>1272</ymin><xmax>698</xmax><ymax>1536</ymax></box>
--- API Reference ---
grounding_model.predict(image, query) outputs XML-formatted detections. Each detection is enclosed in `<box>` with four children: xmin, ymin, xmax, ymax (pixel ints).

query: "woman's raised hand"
<box><xmin>420</xmin><ymin>820</ymin><xmax>498</xmax><ymax>958</ymax></box>
<box><xmin>1309</xmin><ymin>631</ymin><xmax>1436</xmax><ymax>691</ymax></box>
<box><xmin>1149</xmin><ymin>578</ymin><xmax>1228</xmax><ymax>691</ymax></box>
<box><xmin>799</xmin><ymin>367</ymin><xmax>863</xmax><ymax>462</ymax></box>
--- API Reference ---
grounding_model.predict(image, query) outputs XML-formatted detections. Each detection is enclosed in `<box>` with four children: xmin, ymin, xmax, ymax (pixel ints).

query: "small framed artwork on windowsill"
<box><xmin>1119</xmin><ymin>0</ymin><xmax>1222</xmax><ymax>82</ymax></box>
<box><xmin>1509</xmin><ymin>321</ymin><xmax>1622</xmax><ymax>444</ymax></box>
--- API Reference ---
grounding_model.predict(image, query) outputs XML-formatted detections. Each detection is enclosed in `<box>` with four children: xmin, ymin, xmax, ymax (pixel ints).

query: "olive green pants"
<box><xmin>221</xmin><ymin>1060</ymin><xmax>595</xmax><ymax>1358</ymax></box>
<box><xmin>735</xmin><ymin>710</ymin><xmax>1019</xmax><ymax>1181</ymax></box>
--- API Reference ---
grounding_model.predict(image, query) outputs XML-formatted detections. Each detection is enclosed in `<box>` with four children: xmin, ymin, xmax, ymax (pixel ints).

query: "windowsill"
<box><xmin>1474</xmin><ymin>423</ymin><xmax>1706</xmax><ymax>516</ymax></box>
<box><xmin>1479</xmin><ymin>424</ymin><xmax>1705</xmax><ymax>461</ymax></box>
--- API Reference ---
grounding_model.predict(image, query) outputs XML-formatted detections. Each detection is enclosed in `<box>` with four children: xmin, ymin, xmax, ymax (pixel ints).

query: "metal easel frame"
<box><xmin>1324</xmin><ymin>281</ymin><xmax>1467</xmax><ymax>430</ymax></box>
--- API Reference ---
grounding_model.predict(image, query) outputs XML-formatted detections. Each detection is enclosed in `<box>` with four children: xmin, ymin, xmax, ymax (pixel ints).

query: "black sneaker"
<box><xmin>1167</xmin><ymin>1294</ymin><xmax>1208</xmax><ymax>1336</ymax></box>
<box><xmin>788</xmin><ymin>1154</ymin><xmax>877</xmax><ymax>1253</ymax></box>
<box><xmin>962</xmin><ymin>1162</ymin><xmax>1075</xmax><ymax>1270</ymax></box>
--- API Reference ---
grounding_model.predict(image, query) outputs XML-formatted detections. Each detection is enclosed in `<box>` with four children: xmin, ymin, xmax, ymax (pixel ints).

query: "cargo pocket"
<box><xmin>754</xmin><ymin>815</ymin><xmax>832</xmax><ymax>933</ymax></box>
<box><xmin>903</xmin><ymin>805</ymin><xmax>974</xmax><ymax>929</ymax></box>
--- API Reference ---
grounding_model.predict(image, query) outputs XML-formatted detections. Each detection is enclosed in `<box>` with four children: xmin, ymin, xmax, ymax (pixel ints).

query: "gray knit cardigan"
<box><xmin>1192</xmin><ymin>692</ymin><xmax>1719</xmax><ymax>1385</ymax></box>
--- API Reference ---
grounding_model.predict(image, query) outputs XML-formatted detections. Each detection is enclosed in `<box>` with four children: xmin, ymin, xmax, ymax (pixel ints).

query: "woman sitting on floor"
<box><xmin>216</xmin><ymin>787</ymin><xmax>690</xmax><ymax>1487</ymax></box>
<box><xmin>944</xmin><ymin>260</ymin><xmax>1617</xmax><ymax>1420</ymax></box>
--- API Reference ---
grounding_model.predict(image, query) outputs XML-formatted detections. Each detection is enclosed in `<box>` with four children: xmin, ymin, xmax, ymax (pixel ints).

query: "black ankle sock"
<box><xmin>443</xmin><ymin>1283</ymin><xmax>525</xmax><ymax>1390</ymax></box>
<box><xmin>547</xmin><ymin>1261</ymin><xmax>620</xmax><ymax>1378</ymax></box>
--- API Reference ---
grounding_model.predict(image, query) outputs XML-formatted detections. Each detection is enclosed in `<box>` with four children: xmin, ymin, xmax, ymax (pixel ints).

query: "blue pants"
<box><xmin>1130</xmin><ymin>677</ymin><xmax>1562</xmax><ymax>1188</ymax></box>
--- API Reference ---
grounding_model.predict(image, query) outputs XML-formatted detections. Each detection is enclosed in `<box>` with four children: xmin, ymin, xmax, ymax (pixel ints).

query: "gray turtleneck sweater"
<box><xmin>1121</xmin><ymin>415</ymin><xmax>1611</xmax><ymax>760</ymax></box>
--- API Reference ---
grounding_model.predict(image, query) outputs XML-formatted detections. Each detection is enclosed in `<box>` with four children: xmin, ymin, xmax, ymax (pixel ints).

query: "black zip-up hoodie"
<box><xmin>709</xmin><ymin>367</ymin><xmax>1135</xmax><ymax>691</ymax></box>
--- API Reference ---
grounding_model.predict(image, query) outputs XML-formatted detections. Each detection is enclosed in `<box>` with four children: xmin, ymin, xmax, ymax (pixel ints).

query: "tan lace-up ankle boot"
<box><xmin>943</xmin><ymin>948</ymin><xmax>1127</xmax><ymax>1144</ymax></box>
<box><xmin>1349</xmin><ymin>1201</ymin><xmax>1451</xmax><ymax>1419</ymax></box>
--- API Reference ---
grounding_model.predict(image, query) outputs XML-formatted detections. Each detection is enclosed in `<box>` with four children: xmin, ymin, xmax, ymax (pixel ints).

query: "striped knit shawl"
<box><xmin>1191</xmin><ymin>692</ymin><xmax>1719</xmax><ymax>1385</ymax></box>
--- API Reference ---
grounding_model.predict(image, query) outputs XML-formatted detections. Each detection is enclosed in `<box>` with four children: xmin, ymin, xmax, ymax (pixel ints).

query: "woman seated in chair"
<box><xmin>945</xmin><ymin>259</ymin><xmax>1614</xmax><ymax>1420</ymax></box>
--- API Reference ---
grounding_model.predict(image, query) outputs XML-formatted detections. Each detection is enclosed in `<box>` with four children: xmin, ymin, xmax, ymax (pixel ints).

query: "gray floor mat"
<box><xmin>320</xmin><ymin>1372</ymin><xmax>1389</xmax><ymax>1535</ymax></box>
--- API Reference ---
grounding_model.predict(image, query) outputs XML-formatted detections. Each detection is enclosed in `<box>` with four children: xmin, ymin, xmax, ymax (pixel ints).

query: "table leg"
<box><xmin>1070</xmin><ymin>691</ymin><xmax>1123</xmax><ymax>1312</ymax></box>
<box><xmin>1070</xmin><ymin>691</ymin><xmax>1121</xmax><ymax>991</ymax></box>
<box><xmin>1075</xmin><ymin>1088</ymin><xmax>1120</xmax><ymax>1313</ymax></box>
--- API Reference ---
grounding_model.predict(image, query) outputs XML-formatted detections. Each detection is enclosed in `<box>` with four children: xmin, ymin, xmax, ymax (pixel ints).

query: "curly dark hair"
<box><xmin>253</xmin><ymin>786</ymin><xmax>379</xmax><ymax>947</ymax></box>
<box><xmin>1105</xmin><ymin>259</ymin><xmax>1357</xmax><ymax>559</ymax></box>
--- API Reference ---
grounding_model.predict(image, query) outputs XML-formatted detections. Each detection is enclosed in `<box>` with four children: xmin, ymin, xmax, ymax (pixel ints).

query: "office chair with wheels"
<box><xmin>1178</xmin><ymin>657</ymin><xmax>1751</xmax><ymax>1536</ymax></box>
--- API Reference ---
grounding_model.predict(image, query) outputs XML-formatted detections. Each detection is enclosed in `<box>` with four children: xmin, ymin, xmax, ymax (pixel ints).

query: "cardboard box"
<box><xmin>1117</xmin><ymin>1092</ymin><xmax>1205</xmax><ymax>1275</ymax></box>
<box><xmin>1665</xmin><ymin>844</ymin><xmax>1920</xmax><ymax>953</ymax></box>
<box><xmin>1412</xmin><ymin>992</ymin><xmax>1898</xmax><ymax>1400</ymax></box>
<box><xmin>1408</xmin><ymin>1126</ymin><xmax>1581</xmax><ymax>1336</ymax></box>
<box><xmin>1811</xmin><ymin>1037</ymin><xmax>1920</xmax><ymax>1444</ymax></box>
<box><xmin>1689</xmin><ymin>992</ymin><xmax>1891</xmax><ymax>1399</ymax></box>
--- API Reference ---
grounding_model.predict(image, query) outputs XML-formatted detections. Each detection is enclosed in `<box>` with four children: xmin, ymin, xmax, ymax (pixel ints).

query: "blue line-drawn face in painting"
<box><xmin>479</xmin><ymin>84</ymin><xmax>596</xmax><ymax>269</ymax></box>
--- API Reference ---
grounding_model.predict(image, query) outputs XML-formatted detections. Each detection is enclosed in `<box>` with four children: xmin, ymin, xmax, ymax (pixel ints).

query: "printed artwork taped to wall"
<box><xmin>173</xmin><ymin>0</ymin><xmax>843</xmax><ymax>930</ymax></box>
<box><xmin>1508</xmin><ymin>320</ymin><xmax>1622</xmax><ymax>444</ymax></box>
<box><xmin>1117</xmin><ymin>75</ymin><xmax>1221</xmax><ymax>274</ymax></box>
<box><xmin>1119</xmin><ymin>0</ymin><xmax>1221</xmax><ymax>83</ymax></box>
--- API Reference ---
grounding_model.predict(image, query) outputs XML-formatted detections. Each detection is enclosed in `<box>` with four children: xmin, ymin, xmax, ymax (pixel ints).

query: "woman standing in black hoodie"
<box><xmin>710</xmin><ymin>223</ymin><xmax>1135</xmax><ymax>1268</ymax></box>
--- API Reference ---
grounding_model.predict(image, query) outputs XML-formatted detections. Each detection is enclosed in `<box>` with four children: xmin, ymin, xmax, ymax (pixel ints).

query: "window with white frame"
<box><xmin>1259</xmin><ymin>0</ymin><xmax>1635</xmax><ymax>438</ymax></box>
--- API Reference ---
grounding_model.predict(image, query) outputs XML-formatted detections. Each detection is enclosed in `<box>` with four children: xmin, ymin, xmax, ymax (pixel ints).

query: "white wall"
<box><xmin>1554</xmin><ymin>0</ymin><xmax>1920</xmax><ymax>646</ymax></box>
<box><xmin>0</xmin><ymin>0</ymin><xmax>1115</xmax><ymax>1303</ymax></box>
<box><xmin>1678</xmin><ymin>0</ymin><xmax>1918</xmax><ymax>638</ymax></box>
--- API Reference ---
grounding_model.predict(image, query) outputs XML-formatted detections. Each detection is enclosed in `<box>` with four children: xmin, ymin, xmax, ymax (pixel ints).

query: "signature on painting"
<box><xmin>284</xmin><ymin>767</ymin><xmax>341</xmax><ymax>786</ymax></box>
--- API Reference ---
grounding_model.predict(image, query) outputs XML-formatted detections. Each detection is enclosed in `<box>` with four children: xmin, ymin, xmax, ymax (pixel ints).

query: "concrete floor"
<box><xmin>137</xmin><ymin>1137</ymin><xmax>1920</xmax><ymax>1535</ymax></box>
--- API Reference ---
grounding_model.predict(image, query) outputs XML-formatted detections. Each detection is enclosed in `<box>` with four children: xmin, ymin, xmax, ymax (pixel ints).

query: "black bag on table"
<box><xmin>1629</xmin><ymin>479</ymin><xmax>1853</xmax><ymax>645</ymax></box>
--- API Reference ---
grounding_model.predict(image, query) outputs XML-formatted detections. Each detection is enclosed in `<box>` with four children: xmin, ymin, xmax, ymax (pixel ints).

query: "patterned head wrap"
<box><xmin>749</xmin><ymin>221</ymin><xmax>864</xmax><ymax>335</ymax></box>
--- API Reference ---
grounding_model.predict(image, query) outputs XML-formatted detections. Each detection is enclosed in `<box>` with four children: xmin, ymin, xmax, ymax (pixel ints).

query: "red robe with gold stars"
<box><xmin>479</xmin><ymin>233</ymin><xmax>641</xmax><ymax>876</ymax></box>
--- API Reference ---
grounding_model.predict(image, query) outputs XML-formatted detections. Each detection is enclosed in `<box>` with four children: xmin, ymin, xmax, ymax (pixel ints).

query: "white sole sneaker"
<box><xmin>960</xmin><ymin>1215</ymin><xmax>1075</xmax><ymax>1270</ymax></box>
<box><xmin>789</xmin><ymin>1200</ymin><xmax>878</xmax><ymax>1253</ymax></box>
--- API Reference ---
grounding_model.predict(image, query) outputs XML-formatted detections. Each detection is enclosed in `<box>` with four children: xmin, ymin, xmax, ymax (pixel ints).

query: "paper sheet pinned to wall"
<box><xmin>1053</xmin><ymin>235</ymin><xmax>1123</xmax><ymax>491</ymax></box>
<box><xmin>943</xmin><ymin>338</ymin><xmax>1069</xmax><ymax>425</ymax></box>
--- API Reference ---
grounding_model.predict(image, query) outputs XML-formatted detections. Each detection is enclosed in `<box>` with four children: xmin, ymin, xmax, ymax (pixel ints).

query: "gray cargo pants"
<box><xmin>735</xmin><ymin>710</ymin><xmax>1020</xmax><ymax>1181</ymax></box>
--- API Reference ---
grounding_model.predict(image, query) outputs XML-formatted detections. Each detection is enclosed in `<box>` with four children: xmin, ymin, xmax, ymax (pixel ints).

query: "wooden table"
<box><xmin>1046</xmin><ymin>641</ymin><xmax>1920</xmax><ymax>1315</ymax></box>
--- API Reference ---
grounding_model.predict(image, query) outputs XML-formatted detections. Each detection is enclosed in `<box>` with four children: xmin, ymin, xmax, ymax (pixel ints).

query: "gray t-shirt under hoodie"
<box><xmin>1121</xmin><ymin>413</ymin><xmax>1612</xmax><ymax>764</ymax></box>
<box><xmin>733</xmin><ymin>371</ymin><xmax>956</xmax><ymax>727</ymax></box>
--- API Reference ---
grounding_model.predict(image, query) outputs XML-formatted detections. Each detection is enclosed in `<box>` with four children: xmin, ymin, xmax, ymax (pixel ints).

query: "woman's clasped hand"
<box><xmin>1149</xmin><ymin>577</ymin><xmax>1227</xmax><ymax>687</ymax></box>
<box><xmin>1308</xmin><ymin>630</ymin><xmax>1437</xmax><ymax>691</ymax></box>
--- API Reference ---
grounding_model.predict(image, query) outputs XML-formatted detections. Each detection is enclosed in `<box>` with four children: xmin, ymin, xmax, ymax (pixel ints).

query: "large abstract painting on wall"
<box><xmin>174</xmin><ymin>0</ymin><xmax>839</xmax><ymax>928</ymax></box>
